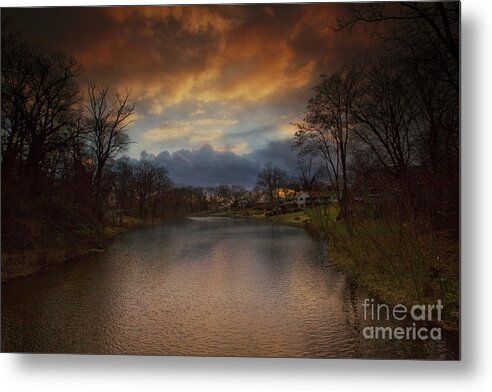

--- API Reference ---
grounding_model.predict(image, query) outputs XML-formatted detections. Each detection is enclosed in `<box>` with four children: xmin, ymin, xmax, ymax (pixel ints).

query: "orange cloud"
<box><xmin>104</xmin><ymin>5</ymin><xmax>235</xmax><ymax>34</ymax></box>
<box><xmin>143</xmin><ymin>126</ymin><xmax>224</xmax><ymax>144</ymax></box>
<box><xmin>69</xmin><ymin>4</ymin><xmax>350</xmax><ymax>115</ymax></box>
<box><xmin>7</xmin><ymin>4</ymin><xmax>374</xmax><ymax>156</ymax></box>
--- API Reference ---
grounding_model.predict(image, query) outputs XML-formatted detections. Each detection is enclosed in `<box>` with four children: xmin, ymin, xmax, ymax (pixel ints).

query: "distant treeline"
<box><xmin>0</xmin><ymin>23</ymin><xmax>212</xmax><ymax>257</ymax></box>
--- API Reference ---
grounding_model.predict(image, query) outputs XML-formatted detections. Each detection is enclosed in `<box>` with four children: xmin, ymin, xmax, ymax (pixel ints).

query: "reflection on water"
<box><xmin>1</xmin><ymin>217</ymin><xmax>457</xmax><ymax>358</ymax></box>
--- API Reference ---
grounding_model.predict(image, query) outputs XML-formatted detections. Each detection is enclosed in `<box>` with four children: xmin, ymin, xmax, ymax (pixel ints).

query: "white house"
<box><xmin>295</xmin><ymin>191</ymin><xmax>311</xmax><ymax>208</ymax></box>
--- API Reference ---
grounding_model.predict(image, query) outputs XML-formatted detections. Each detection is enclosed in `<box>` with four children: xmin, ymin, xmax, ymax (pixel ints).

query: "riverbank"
<box><xmin>3</xmin><ymin>205</ymin><xmax>459</xmax><ymax>330</ymax></box>
<box><xmin>206</xmin><ymin>207</ymin><xmax>459</xmax><ymax>330</ymax></box>
<box><xmin>1</xmin><ymin>214</ymin><xmax>161</xmax><ymax>282</ymax></box>
<box><xmin>327</xmin><ymin>223</ymin><xmax>460</xmax><ymax>330</ymax></box>
<box><xmin>3</xmin><ymin>215</ymin><xmax>457</xmax><ymax>358</ymax></box>
<box><xmin>207</xmin><ymin>206</ymin><xmax>337</xmax><ymax>228</ymax></box>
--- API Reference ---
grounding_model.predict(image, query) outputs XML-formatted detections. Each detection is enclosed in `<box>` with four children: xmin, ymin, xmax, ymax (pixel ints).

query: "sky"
<box><xmin>4</xmin><ymin>4</ymin><xmax>373</xmax><ymax>187</ymax></box>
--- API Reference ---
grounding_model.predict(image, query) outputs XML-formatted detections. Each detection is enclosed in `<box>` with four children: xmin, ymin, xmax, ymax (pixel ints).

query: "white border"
<box><xmin>1</xmin><ymin>0</ymin><xmax>491</xmax><ymax>390</ymax></box>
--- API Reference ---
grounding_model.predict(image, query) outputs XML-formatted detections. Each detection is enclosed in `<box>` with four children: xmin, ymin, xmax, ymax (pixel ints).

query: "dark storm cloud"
<box><xmin>141</xmin><ymin>139</ymin><xmax>297</xmax><ymax>188</ymax></box>
<box><xmin>246</xmin><ymin>139</ymin><xmax>298</xmax><ymax>173</ymax></box>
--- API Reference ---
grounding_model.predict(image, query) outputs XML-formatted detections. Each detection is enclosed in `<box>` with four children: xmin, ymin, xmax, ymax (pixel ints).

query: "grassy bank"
<box><xmin>327</xmin><ymin>220</ymin><xmax>459</xmax><ymax>329</ymax></box>
<box><xmin>103</xmin><ymin>215</ymin><xmax>149</xmax><ymax>237</ymax></box>
<box><xmin>1</xmin><ymin>195</ymin><xmax>156</xmax><ymax>281</ymax></box>
<box><xmin>211</xmin><ymin>206</ymin><xmax>338</xmax><ymax>227</ymax></box>
<box><xmin>212</xmin><ymin>205</ymin><xmax>459</xmax><ymax>329</ymax></box>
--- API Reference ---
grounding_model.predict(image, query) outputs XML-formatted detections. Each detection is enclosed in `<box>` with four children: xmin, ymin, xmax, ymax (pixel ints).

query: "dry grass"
<box><xmin>322</xmin><ymin>217</ymin><xmax>459</xmax><ymax>328</ymax></box>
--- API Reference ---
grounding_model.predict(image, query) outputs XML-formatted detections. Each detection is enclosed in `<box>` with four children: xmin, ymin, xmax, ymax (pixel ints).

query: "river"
<box><xmin>1</xmin><ymin>216</ymin><xmax>458</xmax><ymax>358</ymax></box>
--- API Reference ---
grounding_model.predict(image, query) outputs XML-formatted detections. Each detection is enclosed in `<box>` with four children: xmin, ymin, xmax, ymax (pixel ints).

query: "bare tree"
<box><xmin>293</xmin><ymin>65</ymin><xmax>363</xmax><ymax>221</ymax></box>
<box><xmin>85</xmin><ymin>84</ymin><xmax>134</xmax><ymax>220</ymax></box>
<box><xmin>352</xmin><ymin>60</ymin><xmax>418</xmax><ymax>183</ymax></box>
<box><xmin>1</xmin><ymin>26</ymin><xmax>83</xmax><ymax>191</ymax></box>
<box><xmin>256</xmin><ymin>162</ymin><xmax>287</xmax><ymax>213</ymax></box>
<box><xmin>113</xmin><ymin>157</ymin><xmax>136</xmax><ymax>216</ymax></box>
<box><xmin>335</xmin><ymin>2</ymin><xmax>459</xmax><ymax>91</ymax></box>
<box><xmin>150</xmin><ymin>165</ymin><xmax>172</xmax><ymax>220</ymax></box>
<box><xmin>216</xmin><ymin>185</ymin><xmax>233</xmax><ymax>212</ymax></box>
<box><xmin>229</xmin><ymin>184</ymin><xmax>247</xmax><ymax>208</ymax></box>
<box><xmin>335</xmin><ymin>1</ymin><xmax>459</xmax><ymax>231</ymax></box>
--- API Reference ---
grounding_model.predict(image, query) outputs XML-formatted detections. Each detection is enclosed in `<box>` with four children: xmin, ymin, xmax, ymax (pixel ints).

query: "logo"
<box><xmin>362</xmin><ymin>299</ymin><xmax>443</xmax><ymax>340</ymax></box>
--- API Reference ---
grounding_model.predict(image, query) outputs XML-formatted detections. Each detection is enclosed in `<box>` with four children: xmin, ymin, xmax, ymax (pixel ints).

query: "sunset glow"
<box><xmin>5</xmin><ymin>4</ymin><xmax>372</xmax><ymax>186</ymax></box>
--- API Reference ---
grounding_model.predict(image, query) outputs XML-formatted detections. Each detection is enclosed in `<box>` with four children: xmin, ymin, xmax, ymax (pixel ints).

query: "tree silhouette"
<box><xmin>293</xmin><ymin>65</ymin><xmax>364</xmax><ymax>221</ymax></box>
<box><xmin>256</xmin><ymin>162</ymin><xmax>287</xmax><ymax>212</ymax></box>
<box><xmin>85</xmin><ymin>84</ymin><xmax>134</xmax><ymax>221</ymax></box>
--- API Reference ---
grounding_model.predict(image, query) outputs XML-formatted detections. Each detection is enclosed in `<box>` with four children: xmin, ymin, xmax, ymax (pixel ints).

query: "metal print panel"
<box><xmin>0</xmin><ymin>2</ymin><xmax>460</xmax><ymax>359</ymax></box>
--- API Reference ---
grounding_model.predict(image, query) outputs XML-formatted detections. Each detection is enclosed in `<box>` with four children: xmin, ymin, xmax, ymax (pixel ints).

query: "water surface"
<box><xmin>1</xmin><ymin>217</ymin><xmax>457</xmax><ymax>358</ymax></box>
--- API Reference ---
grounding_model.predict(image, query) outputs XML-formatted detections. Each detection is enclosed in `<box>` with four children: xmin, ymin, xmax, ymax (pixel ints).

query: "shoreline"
<box><xmin>327</xmin><ymin>249</ymin><xmax>460</xmax><ymax>333</ymax></box>
<box><xmin>2</xmin><ymin>211</ymin><xmax>314</xmax><ymax>282</ymax></box>
<box><xmin>204</xmin><ymin>212</ymin><xmax>459</xmax><ymax>332</ymax></box>
<box><xmin>1</xmin><ymin>217</ymin><xmax>166</xmax><ymax>282</ymax></box>
<box><xmin>2</xmin><ymin>212</ymin><xmax>460</xmax><ymax>333</ymax></box>
<box><xmin>204</xmin><ymin>210</ymin><xmax>314</xmax><ymax>229</ymax></box>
